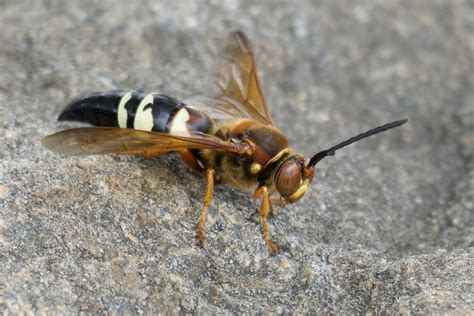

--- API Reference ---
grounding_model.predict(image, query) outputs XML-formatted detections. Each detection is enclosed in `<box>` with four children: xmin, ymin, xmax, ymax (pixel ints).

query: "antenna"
<box><xmin>308</xmin><ymin>118</ymin><xmax>408</xmax><ymax>167</ymax></box>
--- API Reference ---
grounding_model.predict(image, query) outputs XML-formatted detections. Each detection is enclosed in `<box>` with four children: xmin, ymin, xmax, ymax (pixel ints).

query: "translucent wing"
<box><xmin>41</xmin><ymin>127</ymin><xmax>240</xmax><ymax>156</ymax></box>
<box><xmin>187</xmin><ymin>31</ymin><xmax>273</xmax><ymax>125</ymax></box>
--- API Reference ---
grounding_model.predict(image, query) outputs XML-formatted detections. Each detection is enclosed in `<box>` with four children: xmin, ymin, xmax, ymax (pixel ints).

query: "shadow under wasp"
<box><xmin>42</xmin><ymin>31</ymin><xmax>407</xmax><ymax>253</ymax></box>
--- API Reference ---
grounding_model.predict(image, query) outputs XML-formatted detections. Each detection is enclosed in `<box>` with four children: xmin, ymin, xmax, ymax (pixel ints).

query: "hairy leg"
<box><xmin>196</xmin><ymin>168</ymin><xmax>215</xmax><ymax>247</ymax></box>
<box><xmin>254</xmin><ymin>186</ymin><xmax>278</xmax><ymax>253</ymax></box>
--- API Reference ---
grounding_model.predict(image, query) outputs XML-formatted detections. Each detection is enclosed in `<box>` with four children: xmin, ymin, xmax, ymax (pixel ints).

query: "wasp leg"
<box><xmin>268</xmin><ymin>198</ymin><xmax>275</xmax><ymax>217</ymax></box>
<box><xmin>268</xmin><ymin>196</ymin><xmax>287</xmax><ymax>216</ymax></box>
<box><xmin>270</xmin><ymin>196</ymin><xmax>286</xmax><ymax>206</ymax></box>
<box><xmin>254</xmin><ymin>186</ymin><xmax>278</xmax><ymax>254</ymax></box>
<box><xmin>196</xmin><ymin>168</ymin><xmax>215</xmax><ymax>247</ymax></box>
<box><xmin>268</xmin><ymin>199</ymin><xmax>275</xmax><ymax>216</ymax></box>
<box><xmin>179</xmin><ymin>149</ymin><xmax>203</xmax><ymax>172</ymax></box>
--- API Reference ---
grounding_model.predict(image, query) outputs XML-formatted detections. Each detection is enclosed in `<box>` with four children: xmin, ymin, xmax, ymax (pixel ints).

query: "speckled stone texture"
<box><xmin>1</xmin><ymin>0</ymin><xmax>472</xmax><ymax>314</ymax></box>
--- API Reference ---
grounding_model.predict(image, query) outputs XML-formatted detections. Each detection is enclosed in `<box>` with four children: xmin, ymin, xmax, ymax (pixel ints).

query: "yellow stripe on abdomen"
<box><xmin>169</xmin><ymin>108</ymin><xmax>191</xmax><ymax>136</ymax></box>
<box><xmin>134</xmin><ymin>93</ymin><xmax>154</xmax><ymax>131</ymax></box>
<box><xmin>117</xmin><ymin>92</ymin><xmax>132</xmax><ymax>128</ymax></box>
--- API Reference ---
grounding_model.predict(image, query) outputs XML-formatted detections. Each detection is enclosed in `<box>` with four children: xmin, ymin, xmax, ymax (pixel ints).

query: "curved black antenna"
<box><xmin>308</xmin><ymin>118</ymin><xmax>408</xmax><ymax>167</ymax></box>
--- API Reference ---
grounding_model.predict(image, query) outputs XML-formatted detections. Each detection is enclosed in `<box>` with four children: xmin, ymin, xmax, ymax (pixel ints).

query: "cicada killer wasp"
<box><xmin>42</xmin><ymin>31</ymin><xmax>407</xmax><ymax>253</ymax></box>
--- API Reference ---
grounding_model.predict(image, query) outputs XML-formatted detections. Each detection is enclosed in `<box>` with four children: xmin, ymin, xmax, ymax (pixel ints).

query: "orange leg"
<box><xmin>268</xmin><ymin>196</ymin><xmax>288</xmax><ymax>216</ymax></box>
<box><xmin>270</xmin><ymin>196</ymin><xmax>286</xmax><ymax>206</ymax></box>
<box><xmin>254</xmin><ymin>186</ymin><xmax>278</xmax><ymax>254</ymax></box>
<box><xmin>268</xmin><ymin>199</ymin><xmax>275</xmax><ymax>217</ymax></box>
<box><xmin>269</xmin><ymin>196</ymin><xmax>287</xmax><ymax>216</ymax></box>
<box><xmin>179</xmin><ymin>149</ymin><xmax>203</xmax><ymax>172</ymax></box>
<box><xmin>196</xmin><ymin>169</ymin><xmax>215</xmax><ymax>247</ymax></box>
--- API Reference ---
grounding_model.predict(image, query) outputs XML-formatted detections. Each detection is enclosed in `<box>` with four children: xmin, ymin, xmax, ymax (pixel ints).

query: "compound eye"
<box><xmin>276</xmin><ymin>160</ymin><xmax>302</xmax><ymax>197</ymax></box>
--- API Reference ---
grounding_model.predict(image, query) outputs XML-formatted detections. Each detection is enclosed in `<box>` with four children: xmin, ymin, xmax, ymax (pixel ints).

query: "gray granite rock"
<box><xmin>1</xmin><ymin>0</ymin><xmax>472</xmax><ymax>314</ymax></box>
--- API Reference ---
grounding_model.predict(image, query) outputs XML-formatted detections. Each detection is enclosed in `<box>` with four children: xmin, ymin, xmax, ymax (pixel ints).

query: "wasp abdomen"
<box><xmin>58</xmin><ymin>90</ymin><xmax>126</xmax><ymax>127</ymax></box>
<box><xmin>58</xmin><ymin>91</ymin><xmax>213</xmax><ymax>135</ymax></box>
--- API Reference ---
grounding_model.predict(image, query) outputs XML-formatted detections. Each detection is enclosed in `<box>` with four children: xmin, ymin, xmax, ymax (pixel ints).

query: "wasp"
<box><xmin>42</xmin><ymin>31</ymin><xmax>407</xmax><ymax>253</ymax></box>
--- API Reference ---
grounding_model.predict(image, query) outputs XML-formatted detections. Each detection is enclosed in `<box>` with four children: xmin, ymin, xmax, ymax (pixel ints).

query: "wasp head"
<box><xmin>275</xmin><ymin>155</ymin><xmax>315</xmax><ymax>203</ymax></box>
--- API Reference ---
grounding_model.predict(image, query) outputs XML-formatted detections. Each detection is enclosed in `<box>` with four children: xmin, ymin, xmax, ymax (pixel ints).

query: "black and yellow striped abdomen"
<box><xmin>58</xmin><ymin>91</ymin><xmax>213</xmax><ymax>135</ymax></box>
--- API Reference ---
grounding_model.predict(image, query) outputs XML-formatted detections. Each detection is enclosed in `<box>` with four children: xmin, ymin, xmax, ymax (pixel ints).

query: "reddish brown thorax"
<box><xmin>228</xmin><ymin>119</ymin><xmax>289</xmax><ymax>166</ymax></box>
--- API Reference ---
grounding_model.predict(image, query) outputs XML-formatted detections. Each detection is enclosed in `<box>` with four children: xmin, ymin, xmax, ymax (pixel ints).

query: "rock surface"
<box><xmin>1</xmin><ymin>0</ymin><xmax>472</xmax><ymax>313</ymax></box>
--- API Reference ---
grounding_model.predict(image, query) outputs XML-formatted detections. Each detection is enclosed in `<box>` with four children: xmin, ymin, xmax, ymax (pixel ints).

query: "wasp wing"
<box><xmin>186</xmin><ymin>31</ymin><xmax>273</xmax><ymax>125</ymax></box>
<box><xmin>41</xmin><ymin>127</ymin><xmax>240</xmax><ymax>156</ymax></box>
